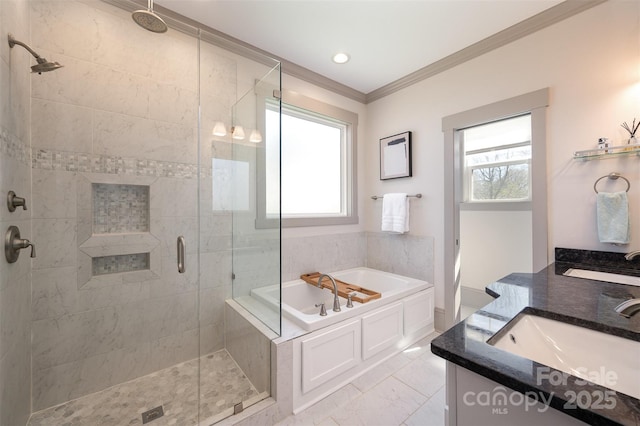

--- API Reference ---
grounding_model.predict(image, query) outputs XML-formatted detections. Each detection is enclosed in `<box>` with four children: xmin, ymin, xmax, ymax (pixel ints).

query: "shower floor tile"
<box><xmin>27</xmin><ymin>349</ymin><xmax>262</xmax><ymax>426</ymax></box>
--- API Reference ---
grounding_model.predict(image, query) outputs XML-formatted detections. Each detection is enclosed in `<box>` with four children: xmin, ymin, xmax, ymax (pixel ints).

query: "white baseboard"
<box><xmin>434</xmin><ymin>307</ymin><xmax>446</xmax><ymax>333</ymax></box>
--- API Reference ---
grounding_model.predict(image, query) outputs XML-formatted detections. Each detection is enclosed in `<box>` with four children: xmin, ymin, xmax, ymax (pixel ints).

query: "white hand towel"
<box><xmin>381</xmin><ymin>193</ymin><xmax>410</xmax><ymax>233</ymax></box>
<box><xmin>597</xmin><ymin>191</ymin><xmax>630</xmax><ymax>244</ymax></box>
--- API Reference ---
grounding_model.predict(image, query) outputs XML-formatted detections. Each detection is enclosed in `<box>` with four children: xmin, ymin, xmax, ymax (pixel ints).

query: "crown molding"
<box><xmin>365</xmin><ymin>0</ymin><xmax>607</xmax><ymax>103</ymax></box>
<box><xmin>101</xmin><ymin>0</ymin><xmax>606</xmax><ymax>105</ymax></box>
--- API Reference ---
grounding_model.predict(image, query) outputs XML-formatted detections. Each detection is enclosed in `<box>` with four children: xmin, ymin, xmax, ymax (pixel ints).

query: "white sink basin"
<box><xmin>491</xmin><ymin>314</ymin><xmax>640</xmax><ymax>399</ymax></box>
<box><xmin>563</xmin><ymin>268</ymin><xmax>640</xmax><ymax>287</ymax></box>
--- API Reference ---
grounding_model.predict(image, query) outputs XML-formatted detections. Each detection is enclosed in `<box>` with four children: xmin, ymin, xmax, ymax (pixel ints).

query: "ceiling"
<box><xmin>156</xmin><ymin>0</ymin><xmax>564</xmax><ymax>95</ymax></box>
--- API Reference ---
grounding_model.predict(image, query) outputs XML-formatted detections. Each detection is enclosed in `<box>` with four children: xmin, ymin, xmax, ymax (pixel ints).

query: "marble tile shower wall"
<box><xmin>28</xmin><ymin>0</ymin><xmax>237</xmax><ymax>411</ymax></box>
<box><xmin>1</xmin><ymin>0</ymin><xmax>33</xmax><ymax>423</ymax></box>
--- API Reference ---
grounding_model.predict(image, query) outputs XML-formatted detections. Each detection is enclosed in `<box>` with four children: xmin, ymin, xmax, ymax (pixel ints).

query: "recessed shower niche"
<box><xmin>92</xmin><ymin>183</ymin><xmax>150</xmax><ymax>234</ymax></box>
<box><xmin>77</xmin><ymin>174</ymin><xmax>160</xmax><ymax>288</ymax></box>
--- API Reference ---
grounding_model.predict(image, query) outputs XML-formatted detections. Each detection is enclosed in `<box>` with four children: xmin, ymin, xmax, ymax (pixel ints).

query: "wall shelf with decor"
<box><xmin>573</xmin><ymin>144</ymin><xmax>640</xmax><ymax>160</ymax></box>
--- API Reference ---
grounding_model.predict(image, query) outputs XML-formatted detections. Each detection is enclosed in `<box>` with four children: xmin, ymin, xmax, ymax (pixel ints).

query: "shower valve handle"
<box><xmin>5</xmin><ymin>226</ymin><xmax>36</xmax><ymax>263</ymax></box>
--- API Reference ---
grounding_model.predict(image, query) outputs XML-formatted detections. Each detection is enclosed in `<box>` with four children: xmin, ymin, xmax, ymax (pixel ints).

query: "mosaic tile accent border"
<box><xmin>92</xmin><ymin>253</ymin><xmax>150</xmax><ymax>276</ymax></box>
<box><xmin>93</xmin><ymin>183</ymin><xmax>150</xmax><ymax>234</ymax></box>
<box><xmin>31</xmin><ymin>149</ymin><xmax>208</xmax><ymax>179</ymax></box>
<box><xmin>1</xmin><ymin>128</ymin><xmax>31</xmax><ymax>165</ymax></box>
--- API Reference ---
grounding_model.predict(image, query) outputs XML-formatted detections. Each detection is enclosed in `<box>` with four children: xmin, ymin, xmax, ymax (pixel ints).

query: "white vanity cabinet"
<box><xmin>292</xmin><ymin>288</ymin><xmax>434</xmax><ymax>412</ymax></box>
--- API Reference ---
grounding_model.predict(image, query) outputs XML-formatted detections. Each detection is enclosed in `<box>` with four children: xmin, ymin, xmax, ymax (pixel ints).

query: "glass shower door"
<box><xmin>25</xmin><ymin>3</ymin><xmax>203</xmax><ymax>424</ymax></box>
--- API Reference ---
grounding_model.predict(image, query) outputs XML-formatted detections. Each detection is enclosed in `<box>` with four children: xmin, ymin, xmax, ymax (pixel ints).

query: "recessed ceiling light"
<box><xmin>332</xmin><ymin>52</ymin><xmax>350</xmax><ymax>64</ymax></box>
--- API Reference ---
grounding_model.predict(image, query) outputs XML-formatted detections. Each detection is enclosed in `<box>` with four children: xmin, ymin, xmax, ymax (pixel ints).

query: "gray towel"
<box><xmin>597</xmin><ymin>191</ymin><xmax>630</xmax><ymax>244</ymax></box>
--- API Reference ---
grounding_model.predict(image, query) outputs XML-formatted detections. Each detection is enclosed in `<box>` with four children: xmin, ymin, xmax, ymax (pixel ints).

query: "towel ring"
<box><xmin>593</xmin><ymin>172</ymin><xmax>630</xmax><ymax>193</ymax></box>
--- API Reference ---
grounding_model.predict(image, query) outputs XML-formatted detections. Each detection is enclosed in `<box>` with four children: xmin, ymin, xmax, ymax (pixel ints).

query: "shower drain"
<box><xmin>141</xmin><ymin>406</ymin><xmax>164</xmax><ymax>424</ymax></box>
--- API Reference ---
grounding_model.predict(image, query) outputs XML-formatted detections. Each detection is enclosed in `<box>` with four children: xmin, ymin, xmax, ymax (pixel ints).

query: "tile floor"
<box><xmin>25</xmin><ymin>333</ymin><xmax>446</xmax><ymax>426</ymax></box>
<box><xmin>27</xmin><ymin>349</ymin><xmax>265</xmax><ymax>426</ymax></box>
<box><xmin>275</xmin><ymin>332</ymin><xmax>446</xmax><ymax>426</ymax></box>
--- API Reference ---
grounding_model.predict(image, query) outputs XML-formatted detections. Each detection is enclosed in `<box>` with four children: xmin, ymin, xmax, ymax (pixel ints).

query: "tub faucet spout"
<box><xmin>317</xmin><ymin>273</ymin><xmax>341</xmax><ymax>312</ymax></box>
<box><xmin>615</xmin><ymin>298</ymin><xmax>640</xmax><ymax>318</ymax></box>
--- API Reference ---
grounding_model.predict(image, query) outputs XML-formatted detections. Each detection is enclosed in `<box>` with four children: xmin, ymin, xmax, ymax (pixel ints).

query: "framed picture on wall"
<box><xmin>380</xmin><ymin>131</ymin><xmax>412</xmax><ymax>180</ymax></box>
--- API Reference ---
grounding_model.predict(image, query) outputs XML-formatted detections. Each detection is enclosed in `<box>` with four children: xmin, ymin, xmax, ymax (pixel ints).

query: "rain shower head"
<box><xmin>132</xmin><ymin>0</ymin><xmax>168</xmax><ymax>33</ymax></box>
<box><xmin>7</xmin><ymin>34</ymin><xmax>63</xmax><ymax>74</ymax></box>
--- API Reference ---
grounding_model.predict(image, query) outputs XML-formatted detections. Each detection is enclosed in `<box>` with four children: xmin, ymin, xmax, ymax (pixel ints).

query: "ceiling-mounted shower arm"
<box><xmin>131</xmin><ymin>0</ymin><xmax>168</xmax><ymax>33</ymax></box>
<box><xmin>7</xmin><ymin>34</ymin><xmax>42</xmax><ymax>60</ymax></box>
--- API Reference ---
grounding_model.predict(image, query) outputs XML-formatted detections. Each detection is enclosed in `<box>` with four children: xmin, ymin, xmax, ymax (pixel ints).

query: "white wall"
<box><xmin>365</xmin><ymin>0</ymin><xmax>640</xmax><ymax>309</ymax></box>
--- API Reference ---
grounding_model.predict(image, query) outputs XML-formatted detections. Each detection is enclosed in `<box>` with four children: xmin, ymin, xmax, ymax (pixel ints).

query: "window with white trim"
<box><xmin>462</xmin><ymin>114</ymin><xmax>532</xmax><ymax>202</ymax></box>
<box><xmin>262</xmin><ymin>92</ymin><xmax>358</xmax><ymax>227</ymax></box>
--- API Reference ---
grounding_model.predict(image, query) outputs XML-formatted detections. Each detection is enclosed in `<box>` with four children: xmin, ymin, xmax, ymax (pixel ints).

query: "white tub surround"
<box><xmin>250</xmin><ymin>267</ymin><xmax>434</xmax><ymax>413</ymax></box>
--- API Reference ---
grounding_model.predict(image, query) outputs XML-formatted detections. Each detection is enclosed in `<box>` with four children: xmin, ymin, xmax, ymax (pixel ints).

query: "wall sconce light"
<box><xmin>212</xmin><ymin>122</ymin><xmax>227</xmax><ymax>137</ymax></box>
<box><xmin>249</xmin><ymin>129</ymin><xmax>263</xmax><ymax>143</ymax></box>
<box><xmin>231</xmin><ymin>126</ymin><xmax>245</xmax><ymax>140</ymax></box>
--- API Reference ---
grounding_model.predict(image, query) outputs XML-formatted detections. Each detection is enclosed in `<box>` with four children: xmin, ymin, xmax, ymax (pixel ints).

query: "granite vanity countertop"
<box><xmin>431</xmin><ymin>262</ymin><xmax>640</xmax><ymax>426</ymax></box>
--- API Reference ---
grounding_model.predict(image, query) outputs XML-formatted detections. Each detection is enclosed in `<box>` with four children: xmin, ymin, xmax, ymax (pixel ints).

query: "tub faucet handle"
<box><xmin>315</xmin><ymin>302</ymin><xmax>327</xmax><ymax>316</ymax></box>
<box><xmin>347</xmin><ymin>292</ymin><xmax>356</xmax><ymax>308</ymax></box>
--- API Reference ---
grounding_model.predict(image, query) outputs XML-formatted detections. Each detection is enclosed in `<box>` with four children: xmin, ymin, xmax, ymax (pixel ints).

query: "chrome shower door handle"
<box><xmin>177</xmin><ymin>236</ymin><xmax>186</xmax><ymax>273</ymax></box>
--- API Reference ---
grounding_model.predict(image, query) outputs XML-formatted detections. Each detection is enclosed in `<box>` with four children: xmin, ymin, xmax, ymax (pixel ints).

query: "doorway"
<box><xmin>442</xmin><ymin>89</ymin><xmax>549</xmax><ymax>329</ymax></box>
<box><xmin>459</xmin><ymin>114</ymin><xmax>533</xmax><ymax>318</ymax></box>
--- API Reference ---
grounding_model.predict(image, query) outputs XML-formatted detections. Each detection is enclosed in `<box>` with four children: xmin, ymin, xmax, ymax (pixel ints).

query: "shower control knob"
<box><xmin>7</xmin><ymin>191</ymin><xmax>27</xmax><ymax>212</ymax></box>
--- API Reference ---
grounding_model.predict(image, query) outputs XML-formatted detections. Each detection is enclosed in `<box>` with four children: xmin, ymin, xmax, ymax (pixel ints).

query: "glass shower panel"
<box><xmin>200</xmin><ymin>31</ymin><xmax>280</xmax><ymax>422</ymax></box>
<box><xmin>230</xmin><ymin>65</ymin><xmax>282</xmax><ymax>335</ymax></box>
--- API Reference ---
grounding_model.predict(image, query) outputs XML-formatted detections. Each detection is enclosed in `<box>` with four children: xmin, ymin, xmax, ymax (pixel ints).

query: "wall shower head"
<box><xmin>132</xmin><ymin>0</ymin><xmax>168</xmax><ymax>33</ymax></box>
<box><xmin>31</xmin><ymin>57</ymin><xmax>64</xmax><ymax>74</ymax></box>
<box><xmin>7</xmin><ymin>34</ymin><xmax>63</xmax><ymax>74</ymax></box>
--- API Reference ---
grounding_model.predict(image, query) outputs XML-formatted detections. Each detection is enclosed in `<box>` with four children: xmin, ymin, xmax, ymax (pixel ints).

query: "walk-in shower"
<box><xmin>7</xmin><ymin>34</ymin><xmax>63</xmax><ymax>74</ymax></box>
<box><xmin>1</xmin><ymin>1</ymin><xmax>281</xmax><ymax>425</ymax></box>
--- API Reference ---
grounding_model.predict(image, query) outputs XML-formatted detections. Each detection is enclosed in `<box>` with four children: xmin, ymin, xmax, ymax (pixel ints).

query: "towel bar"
<box><xmin>594</xmin><ymin>173</ymin><xmax>630</xmax><ymax>193</ymax></box>
<box><xmin>371</xmin><ymin>193</ymin><xmax>422</xmax><ymax>200</ymax></box>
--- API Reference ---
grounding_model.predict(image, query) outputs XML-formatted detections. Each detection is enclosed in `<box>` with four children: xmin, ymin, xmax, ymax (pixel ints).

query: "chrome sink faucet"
<box><xmin>615</xmin><ymin>298</ymin><xmax>640</xmax><ymax>318</ymax></box>
<box><xmin>317</xmin><ymin>273</ymin><xmax>341</xmax><ymax>312</ymax></box>
<box><xmin>624</xmin><ymin>250</ymin><xmax>640</xmax><ymax>260</ymax></box>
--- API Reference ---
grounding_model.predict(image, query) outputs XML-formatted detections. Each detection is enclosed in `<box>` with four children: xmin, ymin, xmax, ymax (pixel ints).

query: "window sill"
<box><xmin>460</xmin><ymin>201</ymin><xmax>532</xmax><ymax>211</ymax></box>
<box><xmin>255</xmin><ymin>215</ymin><xmax>359</xmax><ymax>229</ymax></box>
